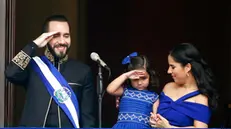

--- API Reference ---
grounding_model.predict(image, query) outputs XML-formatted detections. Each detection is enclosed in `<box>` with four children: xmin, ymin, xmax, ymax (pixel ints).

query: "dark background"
<box><xmin>7</xmin><ymin>0</ymin><xmax>231</xmax><ymax>128</ymax></box>
<box><xmin>86</xmin><ymin>0</ymin><xmax>231</xmax><ymax>128</ymax></box>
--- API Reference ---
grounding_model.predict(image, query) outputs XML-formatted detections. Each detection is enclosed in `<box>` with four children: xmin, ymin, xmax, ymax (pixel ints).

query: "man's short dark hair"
<box><xmin>42</xmin><ymin>14</ymin><xmax>70</xmax><ymax>32</ymax></box>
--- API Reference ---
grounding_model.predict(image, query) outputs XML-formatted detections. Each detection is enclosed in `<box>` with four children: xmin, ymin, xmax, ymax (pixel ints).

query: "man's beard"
<box><xmin>47</xmin><ymin>43</ymin><xmax>70</xmax><ymax>59</ymax></box>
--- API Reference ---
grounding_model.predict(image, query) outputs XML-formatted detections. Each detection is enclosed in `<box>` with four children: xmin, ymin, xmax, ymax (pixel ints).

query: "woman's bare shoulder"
<box><xmin>162</xmin><ymin>82</ymin><xmax>177</xmax><ymax>93</ymax></box>
<box><xmin>195</xmin><ymin>94</ymin><xmax>209</xmax><ymax>106</ymax></box>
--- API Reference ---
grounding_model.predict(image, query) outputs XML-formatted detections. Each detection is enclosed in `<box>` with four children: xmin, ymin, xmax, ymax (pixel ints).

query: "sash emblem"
<box><xmin>54</xmin><ymin>87</ymin><xmax>71</xmax><ymax>103</ymax></box>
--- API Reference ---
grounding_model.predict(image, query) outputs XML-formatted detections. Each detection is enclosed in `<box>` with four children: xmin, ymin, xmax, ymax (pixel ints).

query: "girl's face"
<box><xmin>130</xmin><ymin>69</ymin><xmax>150</xmax><ymax>90</ymax></box>
<box><xmin>167</xmin><ymin>55</ymin><xmax>189</xmax><ymax>84</ymax></box>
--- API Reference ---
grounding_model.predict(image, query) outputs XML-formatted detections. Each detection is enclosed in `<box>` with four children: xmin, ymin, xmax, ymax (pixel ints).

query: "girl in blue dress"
<box><xmin>107</xmin><ymin>52</ymin><xmax>159</xmax><ymax>129</ymax></box>
<box><xmin>149</xmin><ymin>43</ymin><xmax>218</xmax><ymax>128</ymax></box>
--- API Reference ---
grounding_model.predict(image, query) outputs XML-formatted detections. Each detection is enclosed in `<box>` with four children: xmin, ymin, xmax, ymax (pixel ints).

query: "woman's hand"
<box><xmin>155</xmin><ymin>114</ymin><xmax>171</xmax><ymax>128</ymax></box>
<box><xmin>149</xmin><ymin>112</ymin><xmax>159</xmax><ymax>127</ymax></box>
<box><xmin>149</xmin><ymin>112</ymin><xmax>158</xmax><ymax>127</ymax></box>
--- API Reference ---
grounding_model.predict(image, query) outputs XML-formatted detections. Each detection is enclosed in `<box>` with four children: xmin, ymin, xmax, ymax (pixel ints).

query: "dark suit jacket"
<box><xmin>5</xmin><ymin>42</ymin><xmax>98</xmax><ymax>128</ymax></box>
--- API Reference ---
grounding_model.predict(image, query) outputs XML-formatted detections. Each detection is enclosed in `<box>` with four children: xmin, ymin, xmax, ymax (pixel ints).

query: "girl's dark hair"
<box><xmin>169</xmin><ymin>43</ymin><xmax>218</xmax><ymax>109</ymax></box>
<box><xmin>124</xmin><ymin>55</ymin><xmax>159</xmax><ymax>92</ymax></box>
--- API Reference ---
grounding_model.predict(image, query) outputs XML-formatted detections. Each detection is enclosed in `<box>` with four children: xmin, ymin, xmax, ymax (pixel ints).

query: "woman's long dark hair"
<box><xmin>124</xmin><ymin>55</ymin><xmax>159</xmax><ymax>92</ymax></box>
<box><xmin>169</xmin><ymin>43</ymin><xmax>218</xmax><ymax>109</ymax></box>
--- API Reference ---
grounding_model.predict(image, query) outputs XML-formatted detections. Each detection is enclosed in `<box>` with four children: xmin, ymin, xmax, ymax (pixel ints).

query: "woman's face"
<box><xmin>167</xmin><ymin>55</ymin><xmax>188</xmax><ymax>84</ymax></box>
<box><xmin>130</xmin><ymin>69</ymin><xmax>150</xmax><ymax>90</ymax></box>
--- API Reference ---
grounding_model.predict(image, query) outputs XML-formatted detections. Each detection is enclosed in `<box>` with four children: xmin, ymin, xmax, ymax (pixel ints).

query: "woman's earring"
<box><xmin>186</xmin><ymin>73</ymin><xmax>189</xmax><ymax>77</ymax></box>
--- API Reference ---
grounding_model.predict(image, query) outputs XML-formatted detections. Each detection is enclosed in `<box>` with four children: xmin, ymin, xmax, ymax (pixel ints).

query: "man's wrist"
<box><xmin>31</xmin><ymin>41</ymin><xmax>39</xmax><ymax>49</ymax></box>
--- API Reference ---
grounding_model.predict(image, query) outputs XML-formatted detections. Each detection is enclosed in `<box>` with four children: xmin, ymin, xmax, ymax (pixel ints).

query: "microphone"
<box><xmin>90</xmin><ymin>52</ymin><xmax>110</xmax><ymax>70</ymax></box>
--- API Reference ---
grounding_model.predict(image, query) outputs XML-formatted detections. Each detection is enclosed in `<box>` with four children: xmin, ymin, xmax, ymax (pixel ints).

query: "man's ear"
<box><xmin>185</xmin><ymin>63</ymin><xmax>192</xmax><ymax>73</ymax></box>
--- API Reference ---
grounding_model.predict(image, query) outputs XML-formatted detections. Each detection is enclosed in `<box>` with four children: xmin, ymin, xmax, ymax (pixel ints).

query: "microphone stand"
<box><xmin>97</xmin><ymin>63</ymin><xmax>103</xmax><ymax>128</ymax></box>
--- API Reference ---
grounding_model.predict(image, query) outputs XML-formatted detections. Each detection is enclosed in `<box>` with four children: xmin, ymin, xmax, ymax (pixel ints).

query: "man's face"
<box><xmin>47</xmin><ymin>21</ymin><xmax>71</xmax><ymax>58</ymax></box>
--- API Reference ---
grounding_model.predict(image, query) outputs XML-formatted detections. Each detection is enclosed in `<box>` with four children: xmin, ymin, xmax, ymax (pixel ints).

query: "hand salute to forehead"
<box><xmin>33</xmin><ymin>31</ymin><xmax>59</xmax><ymax>48</ymax></box>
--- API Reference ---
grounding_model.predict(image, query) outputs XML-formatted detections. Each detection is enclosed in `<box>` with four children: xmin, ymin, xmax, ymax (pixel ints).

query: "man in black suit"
<box><xmin>5</xmin><ymin>15</ymin><xmax>98</xmax><ymax>128</ymax></box>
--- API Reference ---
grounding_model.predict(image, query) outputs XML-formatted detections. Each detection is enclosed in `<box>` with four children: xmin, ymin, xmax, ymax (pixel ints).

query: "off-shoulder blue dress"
<box><xmin>157</xmin><ymin>90</ymin><xmax>211</xmax><ymax>127</ymax></box>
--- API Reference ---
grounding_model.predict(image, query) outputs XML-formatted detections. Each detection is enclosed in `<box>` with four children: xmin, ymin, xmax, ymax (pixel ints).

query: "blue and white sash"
<box><xmin>30</xmin><ymin>56</ymin><xmax>80</xmax><ymax>128</ymax></box>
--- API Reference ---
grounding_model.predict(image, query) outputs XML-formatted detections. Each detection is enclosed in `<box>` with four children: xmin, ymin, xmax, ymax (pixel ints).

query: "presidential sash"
<box><xmin>30</xmin><ymin>56</ymin><xmax>80</xmax><ymax>128</ymax></box>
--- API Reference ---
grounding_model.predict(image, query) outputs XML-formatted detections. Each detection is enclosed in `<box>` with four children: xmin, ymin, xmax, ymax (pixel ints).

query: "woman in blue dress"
<box><xmin>150</xmin><ymin>43</ymin><xmax>218</xmax><ymax>128</ymax></box>
<box><xmin>107</xmin><ymin>53</ymin><xmax>159</xmax><ymax>129</ymax></box>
